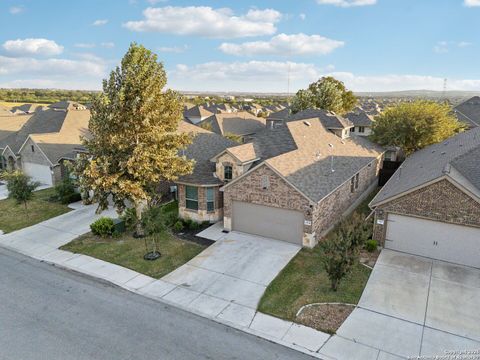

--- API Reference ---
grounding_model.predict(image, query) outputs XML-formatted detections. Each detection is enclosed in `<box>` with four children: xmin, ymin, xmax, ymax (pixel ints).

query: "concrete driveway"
<box><xmin>320</xmin><ymin>250</ymin><xmax>480</xmax><ymax>359</ymax></box>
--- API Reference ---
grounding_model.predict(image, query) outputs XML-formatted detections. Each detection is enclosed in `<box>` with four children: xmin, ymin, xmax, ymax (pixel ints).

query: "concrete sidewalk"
<box><xmin>0</xmin><ymin>207</ymin><xmax>333</xmax><ymax>358</ymax></box>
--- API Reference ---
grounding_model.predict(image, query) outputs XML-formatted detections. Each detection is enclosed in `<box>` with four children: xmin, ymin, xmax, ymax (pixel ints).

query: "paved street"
<box><xmin>0</xmin><ymin>247</ymin><xmax>314</xmax><ymax>360</ymax></box>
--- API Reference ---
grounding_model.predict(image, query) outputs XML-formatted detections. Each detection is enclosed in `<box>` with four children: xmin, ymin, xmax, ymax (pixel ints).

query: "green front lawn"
<box><xmin>0</xmin><ymin>187</ymin><xmax>71</xmax><ymax>233</ymax></box>
<box><xmin>60</xmin><ymin>231</ymin><xmax>207</xmax><ymax>278</ymax></box>
<box><xmin>258</xmin><ymin>189</ymin><xmax>378</xmax><ymax>322</ymax></box>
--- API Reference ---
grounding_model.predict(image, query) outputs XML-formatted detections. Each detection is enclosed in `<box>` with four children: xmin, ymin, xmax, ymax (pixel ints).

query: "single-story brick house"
<box><xmin>370</xmin><ymin>127</ymin><xmax>480</xmax><ymax>268</ymax></box>
<box><xmin>177</xmin><ymin>110</ymin><xmax>384</xmax><ymax>247</ymax></box>
<box><xmin>0</xmin><ymin>101</ymin><xmax>89</xmax><ymax>186</ymax></box>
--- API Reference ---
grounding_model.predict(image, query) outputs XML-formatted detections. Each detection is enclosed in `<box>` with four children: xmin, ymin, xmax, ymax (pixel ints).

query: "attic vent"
<box><xmin>432</xmin><ymin>150</ymin><xmax>436</xmax><ymax>153</ymax></box>
<box><xmin>261</xmin><ymin>175</ymin><xmax>270</xmax><ymax>190</ymax></box>
<box><xmin>303</xmin><ymin>121</ymin><xmax>311</xmax><ymax>126</ymax></box>
<box><xmin>441</xmin><ymin>151</ymin><xmax>446</xmax><ymax>155</ymax></box>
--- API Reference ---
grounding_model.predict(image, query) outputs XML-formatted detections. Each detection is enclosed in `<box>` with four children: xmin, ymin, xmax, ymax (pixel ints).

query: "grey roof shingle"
<box><xmin>197</xmin><ymin>112</ymin><xmax>266</xmax><ymax>136</ymax></box>
<box><xmin>453</xmin><ymin>96</ymin><xmax>480</xmax><ymax>128</ymax></box>
<box><xmin>344</xmin><ymin>111</ymin><xmax>373</xmax><ymax>127</ymax></box>
<box><xmin>288</xmin><ymin>109</ymin><xmax>353</xmax><ymax>129</ymax></box>
<box><xmin>0</xmin><ymin>109</ymin><xmax>67</xmax><ymax>153</ymax></box>
<box><xmin>176</xmin><ymin>121</ymin><xmax>238</xmax><ymax>185</ymax></box>
<box><xmin>371</xmin><ymin>127</ymin><xmax>480</xmax><ymax>206</ymax></box>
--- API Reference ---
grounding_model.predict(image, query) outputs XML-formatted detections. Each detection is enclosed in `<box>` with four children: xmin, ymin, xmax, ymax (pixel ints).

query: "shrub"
<box><xmin>365</xmin><ymin>239</ymin><xmax>378</xmax><ymax>253</ymax></box>
<box><xmin>163</xmin><ymin>212</ymin><xmax>179</xmax><ymax>228</ymax></box>
<box><xmin>3</xmin><ymin>170</ymin><xmax>39</xmax><ymax>210</ymax></box>
<box><xmin>321</xmin><ymin>232</ymin><xmax>356</xmax><ymax>291</ymax></box>
<box><xmin>173</xmin><ymin>220</ymin><xmax>184</xmax><ymax>232</ymax></box>
<box><xmin>53</xmin><ymin>177</ymin><xmax>79</xmax><ymax>204</ymax></box>
<box><xmin>121</xmin><ymin>208</ymin><xmax>137</xmax><ymax>231</ymax></box>
<box><xmin>142</xmin><ymin>206</ymin><xmax>165</xmax><ymax>235</ymax></box>
<box><xmin>188</xmin><ymin>220</ymin><xmax>200</xmax><ymax>230</ymax></box>
<box><xmin>90</xmin><ymin>217</ymin><xmax>115</xmax><ymax>237</ymax></box>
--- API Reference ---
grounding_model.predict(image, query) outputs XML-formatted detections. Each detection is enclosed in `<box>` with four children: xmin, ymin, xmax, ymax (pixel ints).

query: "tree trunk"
<box><xmin>134</xmin><ymin>199</ymin><xmax>147</xmax><ymax>237</ymax></box>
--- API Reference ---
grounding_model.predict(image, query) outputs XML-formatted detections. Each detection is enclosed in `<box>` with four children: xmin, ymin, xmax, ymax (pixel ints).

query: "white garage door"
<box><xmin>232</xmin><ymin>201</ymin><xmax>304</xmax><ymax>245</ymax></box>
<box><xmin>22</xmin><ymin>162</ymin><xmax>53</xmax><ymax>186</ymax></box>
<box><xmin>386</xmin><ymin>213</ymin><xmax>480</xmax><ymax>268</ymax></box>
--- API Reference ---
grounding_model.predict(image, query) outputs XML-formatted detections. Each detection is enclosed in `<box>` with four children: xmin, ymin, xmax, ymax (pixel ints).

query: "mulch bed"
<box><xmin>173</xmin><ymin>225</ymin><xmax>215</xmax><ymax>247</ymax></box>
<box><xmin>359</xmin><ymin>248</ymin><xmax>380</xmax><ymax>268</ymax></box>
<box><xmin>296</xmin><ymin>303</ymin><xmax>355</xmax><ymax>334</ymax></box>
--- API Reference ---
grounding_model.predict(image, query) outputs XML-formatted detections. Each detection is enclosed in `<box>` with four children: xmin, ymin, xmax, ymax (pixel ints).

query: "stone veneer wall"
<box><xmin>178</xmin><ymin>184</ymin><xmax>223</xmax><ymax>223</ymax></box>
<box><xmin>312</xmin><ymin>157</ymin><xmax>381</xmax><ymax>241</ymax></box>
<box><xmin>373</xmin><ymin>179</ymin><xmax>480</xmax><ymax>245</ymax></box>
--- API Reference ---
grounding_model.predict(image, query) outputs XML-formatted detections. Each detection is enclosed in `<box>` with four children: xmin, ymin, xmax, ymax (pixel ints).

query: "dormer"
<box><xmin>211</xmin><ymin>143</ymin><xmax>260</xmax><ymax>182</ymax></box>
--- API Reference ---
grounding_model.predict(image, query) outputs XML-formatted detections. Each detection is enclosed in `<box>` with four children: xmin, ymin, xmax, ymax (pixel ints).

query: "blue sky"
<box><xmin>1</xmin><ymin>0</ymin><xmax>480</xmax><ymax>92</ymax></box>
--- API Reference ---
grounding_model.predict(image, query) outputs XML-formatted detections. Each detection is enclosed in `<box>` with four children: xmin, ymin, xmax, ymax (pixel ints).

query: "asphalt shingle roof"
<box><xmin>371</xmin><ymin>127</ymin><xmax>480</xmax><ymax>206</ymax></box>
<box><xmin>177</xmin><ymin>121</ymin><xmax>237</xmax><ymax>185</ymax></box>
<box><xmin>453</xmin><ymin>96</ymin><xmax>480</xmax><ymax>128</ymax></box>
<box><xmin>197</xmin><ymin>112</ymin><xmax>266</xmax><ymax>136</ymax></box>
<box><xmin>345</xmin><ymin>111</ymin><xmax>373</xmax><ymax>127</ymax></box>
<box><xmin>288</xmin><ymin>109</ymin><xmax>353</xmax><ymax>129</ymax></box>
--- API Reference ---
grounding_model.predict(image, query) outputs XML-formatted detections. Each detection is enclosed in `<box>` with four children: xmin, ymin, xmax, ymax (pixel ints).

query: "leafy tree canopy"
<box><xmin>78</xmin><ymin>43</ymin><xmax>194</xmax><ymax>234</ymax></box>
<box><xmin>371</xmin><ymin>100</ymin><xmax>465</xmax><ymax>155</ymax></box>
<box><xmin>291</xmin><ymin>76</ymin><xmax>357</xmax><ymax>114</ymax></box>
<box><xmin>2</xmin><ymin>170</ymin><xmax>39</xmax><ymax>210</ymax></box>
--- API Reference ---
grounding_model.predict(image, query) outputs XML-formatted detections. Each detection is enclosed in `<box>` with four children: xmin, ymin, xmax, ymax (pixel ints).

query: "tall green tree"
<box><xmin>371</xmin><ymin>100</ymin><xmax>465</xmax><ymax>156</ymax></box>
<box><xmin>291</xmin><ymin>76</ymin><xmax>357</xmax><ymax>114</ymax></box>
<box><xmin>79</xmin><ymin>43</ymin><xmax>194</xmax><ymax>236</ymax></box>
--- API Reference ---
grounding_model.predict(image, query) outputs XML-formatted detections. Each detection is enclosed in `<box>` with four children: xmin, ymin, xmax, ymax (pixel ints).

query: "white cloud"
<box><xmin>158</xmin><ymin>45</ymin><xmax>188</xmax><ymax>53</ymax></box>
<box><xmin>464</xmin><ymin>0</ymin><xmax>480</xmax><ymax>7</ymax></box>
<box><xmin>316</xmin><ymin>0</ymin><xmax>376</xmax><ymax>7</ymax></box>
<box><xmin>123</xmin><ymin>6</ymin><xmax>282</xmax><ymax>38</ymax></box>
<box><xmin>92</xmin><ymin>19</ymin><xmax>108</xmax><ymax>26</ymax></box>
<box><xmin>147</xmin><ymin>0</ymin><xmax>168</xmax><ymax>3</ymax></box>
<box><xmin>101</xmin><ymin>42</ymin><xmax>115</xmax><ymax>48</ymax></box>
<box><xmin>9</xmin><ymin>6</ymin><xmax>24</xmax><ymax>14</ymax></box>
<box><xmin>168</xmin><ymin>60</ymin><xmax>480</xmax><ymax>93</ymax></box>
<box><xmin>299</xmin><ymin>13</ymin><xmax>306</xmax><ymax>20</ymax></box>
<box><xmin>433</xmin><ymin>40</ymin><xmax>472</xmax><ymax>53</ymax></box>
<box><xmin>74</xmin><ymin>43</ymin><xmax>96</xmax><ymax>49</ymax></box>
<box><xmin>0</xmin><ymin>54</ymin><xmax>107</xmax><ymax>90</ymax></box>
<box><xmin>219</xmin><ymin>33</ymin><xmax>344</xmax><ymax>56</ymax></box>
<box><xmin>2</xmin><ymin>38</ymin><xmax>63</xmax><ymax>57</ymax></box>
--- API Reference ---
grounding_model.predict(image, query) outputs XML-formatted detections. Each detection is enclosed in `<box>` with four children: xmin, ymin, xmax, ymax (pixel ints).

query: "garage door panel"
<box><xmin>232</xmin><ymin>201</ymin><xmax>303</xmax><ymax>245</ymax></box>
<box><xmin>22</xmin><ymin>162</ymin><xmax>53</xmax><ymax>186</ymax></box>
<box><xmin>386</xmin><ymin>214</ymin><xmax>480</xmax><ymax>268</ymax></box>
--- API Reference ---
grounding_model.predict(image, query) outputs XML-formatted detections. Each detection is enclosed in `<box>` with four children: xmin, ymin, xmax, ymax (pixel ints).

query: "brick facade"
<box><xmin>313</xmin><ymin>157</ymin><xmax>381</xmax><ymax>239</ymax></box>
<box><xmin>178</xmin><ymin>183</ymin><xmax>223</xmax><ymax>223</ymax></box>
<box><xmin>223</xmin><ymin>157</ymin><xmax>381</xmax><ymax>247</ymax></box>
<box><xmin>373</xmin><ymin>179</ymin><xmax>480</xmax><ymax>245</ymax></box>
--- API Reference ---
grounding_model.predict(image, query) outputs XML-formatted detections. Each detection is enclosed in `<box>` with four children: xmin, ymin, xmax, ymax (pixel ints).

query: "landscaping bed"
<box><xmin>0</xmin><ymin>187</ymin><xmax>71</xmax><ymax>233</ymax></box>
<box><xmin>258</xmin><ymin>189</ymin><xmax>379</xmax><ymax>333</ymax></box>
<box><xmin>61</xmin><ymin>231</ymin><xmax>207</xmax><ymax>279</ymax></box>
<box><xmin>60</xmin><ymin>201</ymin><xmax>212</xmax><ymax>278</ymax></box>
<box><xmin>296</xmin><ymin>303</ymin><xmax>355</xmax><ymax>334</ymax></box>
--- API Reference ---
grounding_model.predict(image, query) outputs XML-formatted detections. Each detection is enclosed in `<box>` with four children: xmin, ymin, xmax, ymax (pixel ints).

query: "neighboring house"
<box><xmin>179</xmin><ymin>112</ymin><xmax>384</xmax><ymax>247</ymax></box>
<box><xmin>288</xmin><ymin>109</ymin><xmax>354</xmax><ymax>139</ymax></box>
<box><xmin>370</xmin><ymin>127</ymin><xmax>480</xmax><ymax>268</ymax></box>
<box><xmin>345</xmin><ymin>110</ymin><xmax>374</xmax><ymax>136</ymax></box>
<box><xmin>183</xmin><ymin>105</ymin><xmax>214</xmax><ymax>124</ymax></box>
<box><xmin>11</xmin><ymin>103</ymin><xmax>43</xmax><ymax>114</ymax></box>
<box><xmin>266</xmin><ymin>108</ymin><xmax>290</xmax><ymax>129</ymax></box>
<box><xmin>196</xmin><ymin>112</ymin><xmax>266</xmax><ymax>138</ymax></box>
<box><xmin>176</xmin><ymin>121</ymin><xmax>238</xmax><ymax>223</ymax></box>
<box><xmin>0</xmin><ymin>104</ymin><xmax>89</xmax><ymax>186</ymax></box>
<box><xmin>0</xmin><ymin>114</ymin><xmax>33</xmax><ymax>170</ymax></box>
<box><xmin>453</xmin><ymin>96</ymin><xmax>480</xmax><ymax>128</ymax></box>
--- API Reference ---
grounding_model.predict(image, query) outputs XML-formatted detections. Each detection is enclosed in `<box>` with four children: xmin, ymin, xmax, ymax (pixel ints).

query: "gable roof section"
<box><xmin>26</xmin><ymin>109</ymin><xmax>90</xmax><ymax>164</ymax></box>
<box><xmin>453</xmin><ymin>96</ymin><xmax>480</xmax><ymax>128</ymax></box>
<box><xmin>371</xmin><ymin>127</ymin><xmax>480</xmax><ymax>206</ymax></box>
<box><xmin>224</xmin><ymin>118</ymin><xmax>383</xmax><ymax>203</ymax></box>
<box><xmin>183</xmin><ymin>105</ymin><xmax>214</xmax><ymax>119</ymax></box>
<box><xmin>176</xmin><ymin>121</ymin><xmax>238</xmax><ymax>185</ymax></box>
<box><xmin>288</xmin><ymin>109</ymin><xmax>353</xmax><ymax>129</ymax></box>
<box><xmin>0</xmin><ymin>114</ymin><xmax>32</xmax><ymax>145</ymax></box>
<box><xmin>197</xmin><ymin>112</ymin><xmax>266</xmax><ymax>136</ymax></box>
<box><xmin>345</xmin><ymin>111</ymin><xmax>373</xmax><ymax>127</ymax></box>
<box><xmin>0</xmin><ymin>109</ymin><xmax>67</xmax><ymax>155</ymax></box>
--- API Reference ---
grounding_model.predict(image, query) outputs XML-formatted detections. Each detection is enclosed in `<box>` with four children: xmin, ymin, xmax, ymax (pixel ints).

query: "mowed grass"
<box><xmin>257</xmin><ymin>189</ymin><xmax>379</xmax><ymax>321</ymax></box>
<box><xmin>0</xmin><ymin>187</ymin><xmax>71</xmax><ymax>233</ymax></box>
<box><xmin>61</xmin><ymin>231</ymin><xmax>207</xmax><ymax>279</ymax></box>
<box><xmin>0</xmin><ymin>101</ymin><xmax>49</xmax><ymax>108</ymax></box>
